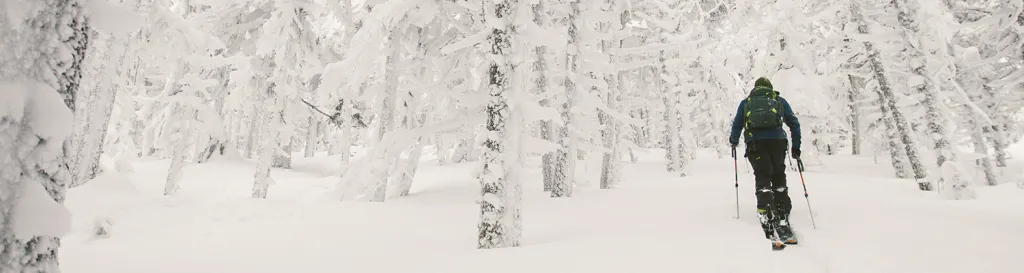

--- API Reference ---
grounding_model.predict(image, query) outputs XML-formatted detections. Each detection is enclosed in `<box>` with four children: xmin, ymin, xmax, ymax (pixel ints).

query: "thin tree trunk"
<box><xmin>434</xmin><ymin>133</ymin><xmax>447</xmax><ymax>165</ymax></box>
<box><xmin>553</xmin><ymin>0</ymin><xmax>582</xmax><ymax>198</ymax></box>
<box><xmin>534</xmin><ymin>1</ymin><xmax>555</xmax><ymax>192</ymax></box>
<box><xmin>252</xmin><ymin>90</ymin><xmax>279</xmax><ymax>199</ymax></box>
<box><xmin>245</xmin><ymin>105</ymin><xmax>261</xmax><ymax>159</ymax></box>
<box><xmin>967</xmin><ymin>107</ymin><xmax>998</xmax><ymax>186</ymax></box>
<box><xmin>370</xmin><ymin>31</ymin><xmax>402</xmax><ymax>202</ymax></box>
<box><xmin>394</xmin><ymin>27</ymin><xmax>429</xmax><ymax>197</ymax></box>
<box><xmin>600</xmin><ymin>3</ymin><xmax>627</xmax><ymax>189</ymax></box>
<box><xmin>305</xmin><ymin>117</ymin><xmax>319</xmax><ymax>157</ymax></box>
<box><xmin>848</xmin><ymin>74</ymin><xmax>863</xmax><ymax>155</ymax></box>
<box><xmin>663</xmin><ymin>90</ymin><xmax>679</xmax><ymax>172</ymax></box>
<box><xmin>272</xmin><ymin>129</ymin><xmax>293</xmax><ymax>168</ymax></box>
<box><xmin>165</xmin><ymin>106</ymin><xmax>196</xmax><ymax>195</ymax></box>
<box><xmin>659</xmin><ymin>50</ymin><xmax>682</xmax><ymax>172</ymax></box>
<box><xmin>338</xmin><ymin>124</ymin><xmax>353</xmax><ymax>175</ymax></box>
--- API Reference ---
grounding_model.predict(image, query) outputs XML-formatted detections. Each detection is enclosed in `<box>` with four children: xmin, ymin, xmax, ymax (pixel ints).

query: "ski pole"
<box><xmin>732</xmin><ymin>146</ymin><xmax>739</xmax><ymax>219</ymax></box>
<box><xmin>796</xmin><ymin>158</ymin><xmax>817</xmax><ymax>229</ymax></box>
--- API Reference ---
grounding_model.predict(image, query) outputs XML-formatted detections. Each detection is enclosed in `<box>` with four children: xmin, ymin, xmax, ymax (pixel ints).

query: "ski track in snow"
<box><xmin>59</xmin><ymin>148</ymin><xmax>1024</xmax><ymax>273</ymax></box>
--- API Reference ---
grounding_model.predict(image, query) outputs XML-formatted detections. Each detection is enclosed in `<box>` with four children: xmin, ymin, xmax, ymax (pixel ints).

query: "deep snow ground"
<box><xmin>60</xmin><ymin>146</ymin><xmax>1024</xmax><ymax>273</ymax></box>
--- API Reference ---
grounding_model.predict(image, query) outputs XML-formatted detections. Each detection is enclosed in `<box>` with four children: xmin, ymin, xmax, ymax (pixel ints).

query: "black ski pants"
<box><xmin>745</xmin><ymin>139</ymin><xmax>792</xmax><ymax>221</ymax></box>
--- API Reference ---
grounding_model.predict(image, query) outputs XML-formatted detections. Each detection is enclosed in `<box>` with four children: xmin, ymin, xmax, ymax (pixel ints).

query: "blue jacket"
<box><xmin>728</xmin><ymin>91</ymin><xmax>801</xmax><ymax>150</ymax></box>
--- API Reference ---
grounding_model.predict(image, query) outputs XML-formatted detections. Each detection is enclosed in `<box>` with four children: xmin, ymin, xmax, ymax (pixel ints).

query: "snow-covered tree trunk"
<box><xmin>252</xmin><ymin>92</ymin><xmax>280</xmax><ymax>199</ymax></box>
<box><xmin>985</xmin><ymin>104</ymin><xmax>1011</xmax><ymax>167</ymax></box>
<box><xmin>305</xmin><ymin>117</ymin><xmax>319</xmax><ymax>157</ymax></box>
<box><xmin>164</xmin><ymin>106</ymin><xmax>195</xmax><ymax>195</ymax></box>
<box><xmin>160</xmin><ymin>61</ymin><xmax>189</xmax><ymax>195</ymax></box>
<box><xmin>271</xmin><ymin>124</ymin><xmax>293</xmax><ymax>168</ymax></box>
<box><xmin>0</xmin><ymin>1</ymin><xmax>89</xmax><ymax>271</ymax></box>
<box><xmin>70</xmin><ymin>38</ymin><xmax>119</xmax><ymax>187</ymax></box>
<box><xmin>552</xmin><ymin>0</ymin><xmax>582</xmax><ymax>198</ymax></box>
<box><xmin>478</xmin><ymin>0</ymin><xmax>522</xmax><ymax>249</ymax></box>
<box><xmin>451</xmin><ymin>135</ymin><xmax>474</xmax><ymax>163</ymax></box>
<box><xmin>893</xmin><ymin>0</ymin><xmax>961</xmax><ymax>194</ymax></box>
<box><xmin>197</xmin><ymin>65</ymin><xmax>232</xmax><ymax>164</ymax></box>
<box><xmin>434</xmin><ymin>133</ymin><xmax>447</xmax><ymax>165</ymax></box>
<box><xmin>599</xmin><ymin>1</ymin><xmax>627</xmax><ymax>189</ymax></box>
<box><xmin>636</xmin><ymin>66</ymin><xmax>655</xmax><ymax>148</ymax></box>
<box><xmin>533</xmin><ymin>1</ymin><xmax>555</xmax><ymax>192</ymax></box>
<box><xmin>369</xmin><ymin>31</ymin><xmax>403</xmax><ymax>202</ymax></box>
<box><xmin>662</xmin><ymin>79</ymin><xmax>680</xmax><ymax>172</ymax></box>
<box><xmin>393</xmin><ymin>26</ymin><xmax>430</xmax><ymax>197</ymax></box>
<box><xmin>394</xmin><ymin>144</ymin><xmax>423</xmax><ymax>197</ymax></box>
<box><xmin>851</xmin><ymin>0</ymin><xmax>924</xmax><ymax>183</ymax></box>
<box><xmin>878</xmin><ymin>92</ymin><xmax>910</xmax><ymax>178</ymax></box>
<box><xmin>338</xmin><ymin>123</ymin><xmax>353</xmax><ymax>175</ymax></box>
<box><xmin>966</xmin><ymin>106</ymin><xmax>998</xmax><ymax>186</ymax></box>
<box><xmin>880</xmin><ymin>66</ymin><xmax>927</xmax><ymax>186</ymax></box>
<box><xmin>848</xmin><ymin>75</ymin><xmax>863</xmax><ymax>155</ymax></box>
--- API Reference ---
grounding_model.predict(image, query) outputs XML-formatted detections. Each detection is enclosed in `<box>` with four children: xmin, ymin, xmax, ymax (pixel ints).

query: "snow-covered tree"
<box><xmin>551</xmin><ymin>0</ymin><xmax>582</xmax><ymax>198</ymax></box>
<box><xmin>0</xmin><ymin>0</ymin><xmax>89</xmax><ymax>271</ymax></box>
<box><xmin>889</xmin><ymin>0</ymin><xmax>971</xmax><ymax>198</ymax></box>
<box><xmin>478</xmin><ymin>0</ymin><xmax>523</xmax><ymax>249</ymax></box>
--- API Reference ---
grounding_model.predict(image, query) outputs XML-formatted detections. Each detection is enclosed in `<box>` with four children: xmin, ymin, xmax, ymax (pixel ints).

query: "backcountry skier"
<box><xmin>728</xmin><ymin>77</ymin><xmax>802</xmax><ymax>249</ymax></box>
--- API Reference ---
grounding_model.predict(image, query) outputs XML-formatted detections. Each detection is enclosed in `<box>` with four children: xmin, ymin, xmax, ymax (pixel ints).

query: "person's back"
<box><xmin>728</xmin><ymin>77</ymin><xmax>802</xmax><ymax>248</ymax></box>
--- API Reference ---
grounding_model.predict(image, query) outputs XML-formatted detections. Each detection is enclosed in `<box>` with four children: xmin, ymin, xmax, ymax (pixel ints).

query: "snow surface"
<box><xmin>60</xmin><ymin>148</ymin><xmax>1024</xmax><ymax>273</ymax></box>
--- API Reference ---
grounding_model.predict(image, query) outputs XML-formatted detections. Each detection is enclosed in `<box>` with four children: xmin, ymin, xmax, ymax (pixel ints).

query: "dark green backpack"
<box><xmin>744</xmin><ymin>87</ymin><xmax>783</xmax><ymax>130</ymax></box>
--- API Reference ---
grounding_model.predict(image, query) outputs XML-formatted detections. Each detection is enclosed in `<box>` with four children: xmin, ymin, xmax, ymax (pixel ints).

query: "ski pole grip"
<box><xmin>797</xmin><ymin>159</ymin><xmax>805</xmax><ymax>172</ymax></box>
<box><xmin>731</xmin><ymin>147</ymin><xmax>736</xmax><ymax>158</ymax></box>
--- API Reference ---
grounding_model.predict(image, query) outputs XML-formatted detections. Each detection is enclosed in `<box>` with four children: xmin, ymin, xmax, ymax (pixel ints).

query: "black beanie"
<box><xmin>754</xmin><ymin>77</ymin><xmax>772</xmax><ymax>89</ymax></box>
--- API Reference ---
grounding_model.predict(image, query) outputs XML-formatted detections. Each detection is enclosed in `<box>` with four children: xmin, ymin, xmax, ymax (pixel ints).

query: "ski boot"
<box><xmin>757</xmin><ymin>209</ymin><xmax>774</xmax><ymax>239</ymax></box>
<box><xmin>758</xmin><ymin>209</ymin><xmax>786</xmax><ymax>250</ymax></box>
<box><xmin>776</xmin><ymin>215</ymin><xmax>798</xmax><ymax>245</ymax></box>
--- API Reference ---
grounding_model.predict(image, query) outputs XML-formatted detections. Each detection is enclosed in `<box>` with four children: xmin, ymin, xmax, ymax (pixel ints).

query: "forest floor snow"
<box><xmin>60</xmin><ymin>148</ymin><xmax>1024</xmax><ymax>273</ymax></box>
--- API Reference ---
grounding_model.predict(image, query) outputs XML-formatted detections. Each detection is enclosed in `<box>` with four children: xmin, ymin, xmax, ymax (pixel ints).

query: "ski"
<box><xmin>779</xmin><ymin>225</ymin><xmax>798</xmax><ymax>245</ymax></box>
<box><xmin>771</xmin><ymin>240</ymin><xmax>786</xmax><ymax>250</ymax></box>
<box><xmin>783</xmin><ymin>236</ymin><xmax>798</xmax><ymax>245</ymax></box>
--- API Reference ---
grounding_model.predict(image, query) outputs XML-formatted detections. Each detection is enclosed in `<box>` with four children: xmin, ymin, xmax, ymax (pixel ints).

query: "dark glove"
<box><xmin>791</xmin><ymin>147</ymin><xmax>801</xmax><ymax>159</ymax></box>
